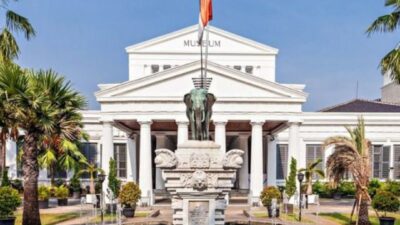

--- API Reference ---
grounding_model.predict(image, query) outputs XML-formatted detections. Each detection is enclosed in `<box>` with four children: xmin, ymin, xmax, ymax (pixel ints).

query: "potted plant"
<box><xmin>69</xmin><ymin>174</ymin><xmax>81</xmax><ymax>199</ymax></box>
<box><xmin>0</xmin><ymin>187</ymin><xmax>21</xmax><ymax>225</ymax></box>
<box><xmin>78</xmin><ymin>162</ymin><xmax>103</xmax><ymax>204</ymax></box>
<box><xmin>107</xmin><ymin>158</ymin><xmax>121</xmax><ymax>213</ymax></box>
<box><xmin>38</xmin><ymin>185</ymin><xmax>50</xmax><ymax>209</ymax></box>
<box><xmin>372</xmin><ymin>190</ymin><xmax>400</xmax><ymax>225</ymax></box>
<box><xmin>260</xmin><ymin>186</ymin><xmax>281</xmax><ymax>218</ymax></box>
<box><xmin>298</xmin><ymin>159</ymin><xmax>325</xmax><ymax>208</ymax></box>
<box><xmin>119</xmin><ymin>182</ymin><xmax>141</xmax><ymax>218</ymax></box>
<box><xmin>55</xmin><ymin>185</ymin><xmax>69</xmax><ymax>206</ymax></box>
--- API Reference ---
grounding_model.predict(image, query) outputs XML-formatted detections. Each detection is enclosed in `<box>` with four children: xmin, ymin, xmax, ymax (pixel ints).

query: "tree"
<box><xmin>0</xmin><ymin>65</ymin><xmax>86</xmax><ymax>225</ymax></box>
<box><xmin>0</xmin><ymin>0</ymin><xmax>35</xmax><ymax>62</ymax></box>
<box><xmin>78</xmin><ymin>162</ymin><xmax>103</xmax><ymax>194</ymax></box>
<box><xmin>298</xmin><ymin>159</ymin><xmax>325</xmax><ymax>208</ymax></box>
<box><xmin>367</xmin><ymin>0</ymin><xmax>400</xmax><ymax>83</ymax></box>
<box><xmin>0</xmin><ymin>63</ymin><xmax>21</xmax><ymax>174</ymax></box>
<box><xmin>323</xmin><ymin>117</ymin><xmax>372</xmax><ymax>225</ymax></box>
<box><xmin>108</xmin><ymin>158</ymin><xmax>121</xmax><ymax>199</ymax></box>
<box><xmin>285</xmin><ymin>157</ymin><xmax>297</xmax><ymax>199</ymax></box>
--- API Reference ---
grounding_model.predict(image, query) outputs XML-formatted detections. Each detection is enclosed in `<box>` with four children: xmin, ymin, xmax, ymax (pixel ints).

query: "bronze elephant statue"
<box><xmin>184</xmin><ymin>88</ymin><xmax>216</xmax><ymax>140</ymax></box>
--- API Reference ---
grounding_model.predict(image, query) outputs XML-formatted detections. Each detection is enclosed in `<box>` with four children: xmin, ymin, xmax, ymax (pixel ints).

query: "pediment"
<box><xmin>96</xmin><ymin>61</ymin><xmax>307</xmax><ymax>103</ymax></box>
<box><xmin>125</xmin><ymin>25</ymin><xmax>278</xmax><ymax>55</ymax></box>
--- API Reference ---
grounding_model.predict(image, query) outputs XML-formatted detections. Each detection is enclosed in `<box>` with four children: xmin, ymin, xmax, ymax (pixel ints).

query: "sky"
<box><xmin>10</xmin><ymin>0</ymin><xmax>399</xmax><ymax>111</ymax></box>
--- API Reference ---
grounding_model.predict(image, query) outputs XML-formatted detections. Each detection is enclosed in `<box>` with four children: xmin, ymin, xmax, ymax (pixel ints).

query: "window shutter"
<box><xmin>373</xmin><ymin>145</ymin><xmax>382</xmax><ymax>178</ymax></box>
<box><xmin>394</xmin><ymin>145</ymin><xmax>400</xmax><ymax>179</ymax></box>
<box><xmin>382</xmin><ymin>146</ymin><xmax>391</xmax><ymax>179</ymax></box>
<box><xmin>276</xmin><ymin>144</ymin><xmax>288</xmax><ymax>180</ymax></box>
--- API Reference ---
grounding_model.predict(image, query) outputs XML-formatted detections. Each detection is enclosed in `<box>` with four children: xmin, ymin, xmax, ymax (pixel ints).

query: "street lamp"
<box><xmin>297</xmin><ymin>173</ymin><xmax>304</xmax><ymax>222</ymax></box>
<box><xmin>278</xmin><ymin>185</ymin><xmax>285</xmax><ymax>201</ymax></box>
<box><xmin>97</xmin><ymin>173</ymin><xmax>106</xmax><ymax>224</ymax></box>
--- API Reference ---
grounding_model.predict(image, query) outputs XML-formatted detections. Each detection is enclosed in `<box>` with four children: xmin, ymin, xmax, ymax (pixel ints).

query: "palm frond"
<box><xmin>0</xmin><ymin>28</ymin><xmax>19</xmax><ymax>61</ymax></box>
<box><xmin>6</xmin><ymin>10</ymin><xmax>35</xmax><ymax>39</ymax></box>
<box><xmin>366</xmin><ymin>11</ymin><xmax>400</xmax><ymax>34</ymax></box>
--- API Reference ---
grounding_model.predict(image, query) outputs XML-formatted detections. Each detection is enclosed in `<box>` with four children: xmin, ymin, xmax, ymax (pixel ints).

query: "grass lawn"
<box><xmin>319</xmin><ymin>212</ymin><xmax>400</xmax><ymax>225</ymax></box>
<box><xmin>14</xmin><ymin>212</ymin><xmax>80</xmax><ymax>225</ymax></box>
<box><xmin>90</xmin><ymin>211</ymin><xmax>150</xmax><ymax>223</ymax></box>
<box><xmin>252</xmin><ymin>211</ymin><xmax>314</xmax><ymax>224</ymax></box>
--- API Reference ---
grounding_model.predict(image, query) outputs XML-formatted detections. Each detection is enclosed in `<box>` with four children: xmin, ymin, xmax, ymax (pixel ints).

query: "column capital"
<box><xmin>250</xmin><ymin>120</ymin><xmax>264</xmax><ymax>126</ymax></box>
<box><xmin>138</xmin><ymin>120</ymin><xmax>153</xmax><ymax>126</ymax></box>
<box><xmin>101</xmin><ymin>119</ymin><xmax>114</xmax><ymax>125</ymax></box>
<box><xmin>213</xmin><ymin>120</ymin><xmax>228</xmax><ymax>126</ymax></box>
<box><xmin>176</xmin><ymin>120</ymin><xmax>189</xmax><ymax>126</ymax></box>
<box><xmin>288</xmin><ymin>120</ymin><xmax>303</xmax><ymax>126</ymax></box>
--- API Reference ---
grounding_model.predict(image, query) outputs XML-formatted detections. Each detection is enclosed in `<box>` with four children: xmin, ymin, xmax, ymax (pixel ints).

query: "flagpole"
<box><xmin>200</xmin><ymin>36</ymin><xmax>204</xmax><ymax>89</ymax></box>
<box><xmin>204</xmin><ymin>24</ymin><xmax>210</xmax><ymax>83</ymax></box>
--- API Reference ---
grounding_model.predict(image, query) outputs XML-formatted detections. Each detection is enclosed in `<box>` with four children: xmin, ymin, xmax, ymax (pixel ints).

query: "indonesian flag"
<box><xmin>198</xmin><ymin>0</ymin><xmax>213</xmax><ymax>44</ymax></box>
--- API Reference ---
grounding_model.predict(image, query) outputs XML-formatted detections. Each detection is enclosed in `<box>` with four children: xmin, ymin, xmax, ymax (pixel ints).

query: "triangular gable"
<box><xmin>125</xmin><ymin>25</ymin><xmax>278</xmax><ymax>55</ymax></box>
<box><xmin>96</xmin><ymin>61</ymin><xmax>307</xmax><ymax>103</ymax></box>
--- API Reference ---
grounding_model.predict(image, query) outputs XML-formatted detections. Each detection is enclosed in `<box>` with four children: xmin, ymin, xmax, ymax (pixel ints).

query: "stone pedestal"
<box><xmin>155</xmin><ymin>140</ymin><xmax>244</xmax><ymax>225</ymax></box>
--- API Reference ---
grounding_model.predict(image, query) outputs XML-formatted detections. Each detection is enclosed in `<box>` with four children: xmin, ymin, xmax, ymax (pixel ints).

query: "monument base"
<box><xmin>155</xmin><ymin>140</ymin><xmax>244</xmax><ymax>225</ymax></box>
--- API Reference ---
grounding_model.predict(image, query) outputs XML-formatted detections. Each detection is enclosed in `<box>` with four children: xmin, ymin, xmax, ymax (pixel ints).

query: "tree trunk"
<box><xmin>358</xmin><ymin>197</ymin><xmax>370</xmax><ymax>225</ymax></box>
<box><xmin>0</xmin><ymin>140</ymin><xmax>6</xmax><ymax>174</ymax></box>
<box><xmin>22</xmin><ymin>134</ymin><xmax>41</xmax><ymax>225</ymax></box>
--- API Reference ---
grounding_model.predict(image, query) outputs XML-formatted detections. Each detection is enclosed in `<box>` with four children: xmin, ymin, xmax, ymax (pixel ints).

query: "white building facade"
<box><xmin>5</xmin><ymin>25</ymin><xmax>400</xmax><ymax>204</ymax></box>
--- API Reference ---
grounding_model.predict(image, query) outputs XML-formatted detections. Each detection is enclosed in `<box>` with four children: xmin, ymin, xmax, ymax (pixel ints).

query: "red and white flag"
<box><xmin>198</xmin><ymin>0</ymin><xmax>213</xmax><ymax>44</ymax></box>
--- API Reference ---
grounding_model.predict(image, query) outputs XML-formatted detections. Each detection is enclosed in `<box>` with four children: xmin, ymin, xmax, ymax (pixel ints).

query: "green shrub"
<box><xmin>338</xmin><ymin>181</ymin><xmax>356</xmax><ymax>196</ymax></box>
<box><xmin>372</xmin><ymin>190</ymin><xmax>400</xmax><ymax>216</ymax></box>
<box><xmin>119</xmin><ymin>182</ymin><xmax>141</xmax><ymax>208</ymax></box>
<box><xmin>69</xmin><ymin>174</ymin><xmax>81</xmax><ymax>193</ymax></box>
<box><xmin>312</xmin><ymin>181</ymin><xmax>333</xmax><ymax>198</ymax></box>
<box><xmin>0</xmin><ymin>187</ymin><xmax>21</xmax><ymax>218</ymax></box>
<box><xmin>380</xmin><ymin>180</ymin><xmax>400</xmax><ymax>197</ymax></box>
<box><xmin>11</xmin><ymin>179</ymin><xmax>23</xmax><ymax>193</ymax></box>
<box><xmin>260</xmin><ymin>186</ymin><xmax>281</xmax><ymax>207</ymax></box>
<box><xmin>0</xmin><ymin>168</ymin><xmax>10</xmax><ymax>187</ymax></box>
<box><xmin>38</xmin><ymin>185</ymin><xmax>50</xmax><ymax>201</ymax></box>
<box><xmin>108</xmin><ymin>158</ymin><xmax>121</xmax><ymax>198</ymax></box>
<box><xmin>285</xmin><ymin>157</ymin><xmax>297</xmax><ymax>198</ymax></box>
<box><xmin>55</xmin><ymin>185</ymin><xmax>69</xmax><ymax>199</ymax></box>
<box><xmin>55</xmin><ymin>178</ymin><xmax>65</xmax><ymax>187</ymax></box>
<box><xmin>368</xmin><ymin>179</ymin><xmax>382</xmax><ymax>198</ymax></box>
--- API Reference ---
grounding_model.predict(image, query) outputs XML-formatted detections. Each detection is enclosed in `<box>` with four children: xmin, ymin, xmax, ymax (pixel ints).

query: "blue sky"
<box><xmin>11</xmin><ymin>0</ymin><xmax>399</xmax><ymax>111</ymax></box>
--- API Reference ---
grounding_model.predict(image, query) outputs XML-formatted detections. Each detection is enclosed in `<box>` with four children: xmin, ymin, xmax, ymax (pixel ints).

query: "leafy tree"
<box><xmin>285</xmin><ymin>157</ymin><xmax>297</xmax><ymax>199</ymax></box>
<box><xmin>0</xmin><ymin>64</ymin><xmax>86</xmax><ymax>225</ymax></box>
<box><xmin>323</xmin><ymin>117</ymin><xmax>372</xmax><ymax>225</ymax></box>
<box><xmin>0</xmin><ymin>0</ymin><xmax>35</xmax><ymax>62</ymax></box>
<box><xmin>298</xmin><ymin>159</ymin><xmax>325</xmax><ymax>195</ymax></box>
<box><xmin>367</xmin><ymin>0</ymin><xmax>400</xmax><ymax>83</ymax></box>
<box><xmin>78</xmin><ymin>162</ymin><xmax>103</xmax><ymax>194</ymax></box>
<box><xmin>108</xmin><ymin>158</ymin><xmax>121</xmax><ymax>198</ymax></box>
<box><xmin>0</xmin><ymin>166</ymin><xmax>10</xmax><ymax>187</ymax></box>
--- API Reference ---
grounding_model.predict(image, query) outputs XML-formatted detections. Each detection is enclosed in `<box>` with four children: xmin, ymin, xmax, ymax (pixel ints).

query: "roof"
<box><xmin>319</xmin><ymin>99</ymin><xmax>400</xmax><ymax>112</ymax></box>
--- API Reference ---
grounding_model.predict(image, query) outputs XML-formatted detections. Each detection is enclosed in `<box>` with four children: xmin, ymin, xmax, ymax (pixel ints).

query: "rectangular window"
<box><xmin>114</xmin><ymin>143</ymin><xmax>127</xmax><ymax>178</ymax></box>
<box><xmin>276</xmin><ymin>144</ymin><xmax>288</xmax><ymax>179</ymax></box>
<box><xmin>80</xmin><ymin>143</ymin><xmax>98</xmax><ymax>179</ymax></box>
<box><xmin>372</xmin><ymin>145</ymin><xmax>391</xmax><ymax>179</ymax></box>
<box><xmin>306</xmin><ymin>144</ymin><xmax>324</xmax><ymax>180</ymax></box>
<box><xmin>394</xmin><ymin>145</ymin><xmax>400</xmax><ymax>179</ymax></box>
<box><xmin>163</xmin><ymin>65</ymin><xmax>171</xmax><ymax>70</ymax></box>
<box><xmin>151</xmin><ymin>65</ymin><xmax>159</xmax><ymax>73</ymax></box>
<box><xmin>233</xmin><ymin>65</ymin><xmax>242</xmax><ymax>71</ymax></box>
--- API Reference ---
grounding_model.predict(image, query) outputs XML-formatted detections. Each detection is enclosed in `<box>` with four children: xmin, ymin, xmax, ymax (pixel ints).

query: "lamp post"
<box><xmin>97</xmin><ymin>173</ymin><xmax>106</xmax><ymax>225</ymax></box>
<box><xmin>297</xmin><ymin>173</ymin><xmax>304</xmax><ymax>222</ymax></box>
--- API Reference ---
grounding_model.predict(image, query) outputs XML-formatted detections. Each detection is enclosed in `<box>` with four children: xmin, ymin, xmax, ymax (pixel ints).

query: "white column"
<box><xmin>288</xmin><ymin>122</ymin><xmax>301</xmax><ymax>174</ymax></box>
<box><xmin>214</xmin><ymin>121</ymin><xmax>227</xmax><ymax>153</ymax></box>
<box><xmin>267</xmin><ymin>135</ymin><xmax>277</xmax><ymax>186</ymax></box>
<box><xmin>126</xmin><ymin>135</ymin><xmax>137</xmax><ymax>182</ymax></box>
<box><xmin>176</xmin><ymin>121</ymin><xmax>189</xmax><ymax>145</ymax></box>
<box><xmin>102</xmin><ymin>121</ymin><xmax>114</xmax><ymax>201</ymax></box>
<box><xmin>5</xmin><ymin>139</ymin><xmax>17</xmax><ymax>179</ymax></box>
<box><xmin>250</xmin><ymin>121</ymin><xmax>264</xmax><ymax>201</ymax></box>
<box><xmin>138</xmin><ymin>120</ymin><xmax>153</xmax><ymax>204</ymax></box>
<box><xmin>238</xmin><ymin>134</ymin><xmax>250</xmax><ymax>190</ymax></box>
<box><xmin>155</xmin><ymin>134</ymin><xmax>166</xmax><ymax>190</ymax></box>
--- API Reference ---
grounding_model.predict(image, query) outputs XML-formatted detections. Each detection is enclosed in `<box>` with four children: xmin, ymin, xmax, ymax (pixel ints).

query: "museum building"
<box><xmin>4</xmin><ymin>25</ymin><xmax>400</xmax><ymax>205</ymax></box>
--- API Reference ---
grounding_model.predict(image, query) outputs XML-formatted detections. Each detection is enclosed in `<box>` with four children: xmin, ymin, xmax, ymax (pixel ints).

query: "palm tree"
<box><xmin>0</xmin><ymin>63</ymin><xmax>21</xmax><ymax>174</ymax></box>
<box><xmin>78</xmin><ymin>162</ymin><xmax>104</xmax><ymax>194</ymax></box>
<box><xmin>323</xmin><ymin>117</ymin><xmax>372</xmax><ymax>225</ymax></box>
<box><xmin>0</xmin><ymin>0</ymin><xmax>35</xmax><ymax>62</ymax></box>
<box><xmin>367</xmin><ymin>0</ymin><xmax>400</xmax><ymax>83</ymax></box>
<box><xmin>0</xmin><ymin>66</ymin><xmax>86</xmax><ymax>225</ymax></box>
<box><xmin>298</xmin><ymin>159</ymin><xmax>325</xmax><ymax>208</ymax></box>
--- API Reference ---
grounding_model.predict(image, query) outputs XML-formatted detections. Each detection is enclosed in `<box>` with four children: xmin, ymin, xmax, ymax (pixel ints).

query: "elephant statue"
<box><xmin>184</xmin><ymin>88</ymin><xmax>216</xmax><ymax>140</ymax></box>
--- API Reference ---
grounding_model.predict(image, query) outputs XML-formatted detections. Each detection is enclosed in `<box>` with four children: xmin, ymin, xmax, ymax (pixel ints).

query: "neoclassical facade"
<box><xmin>5</xmin><ymin>25</ymin><xmax>400</xmax><ymax>205</ymax></box>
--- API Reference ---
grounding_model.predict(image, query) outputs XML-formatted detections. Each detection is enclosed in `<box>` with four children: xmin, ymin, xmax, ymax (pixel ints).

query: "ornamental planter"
<box><xmin>106</xmin><ymin>203</ymin><xmax>117</xmax><ymax>214</ymax></box>
<box><xmin>284</xmin><ymin>203</ymin><xmax>294</xmax><ymax>214</ymax></box>
<box><xmin>38</xmin><ymin>199</ymin><xmax>49</xmax><ymax>209</ymax></box>
<box><xmin>57</xmin><ymin>198</ymin><xmax>68</xmax><ymax>206</ymax></box>
<box><xmin>122</xmin><ymin>207</ymin><xmax>136</xmax><ymax>218</ymax></box>
<box><xmin>0</xmin><ymin>217</ymin><xmax>16</xmax><ymax>225</ymax></box>
<box><xmin>379</xmin><ymin>217</ymin><xmax>395</xmax><ymax>225</ymax></box>
<box><xmin>267</xmin><ymin>206</ymin><xmax>280</xmax><ymax>218</ymax></box>
<box><xmin>72</xmin><ymin>192</ymin><xmax>80</xmax><ymax>199</ymax></box>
